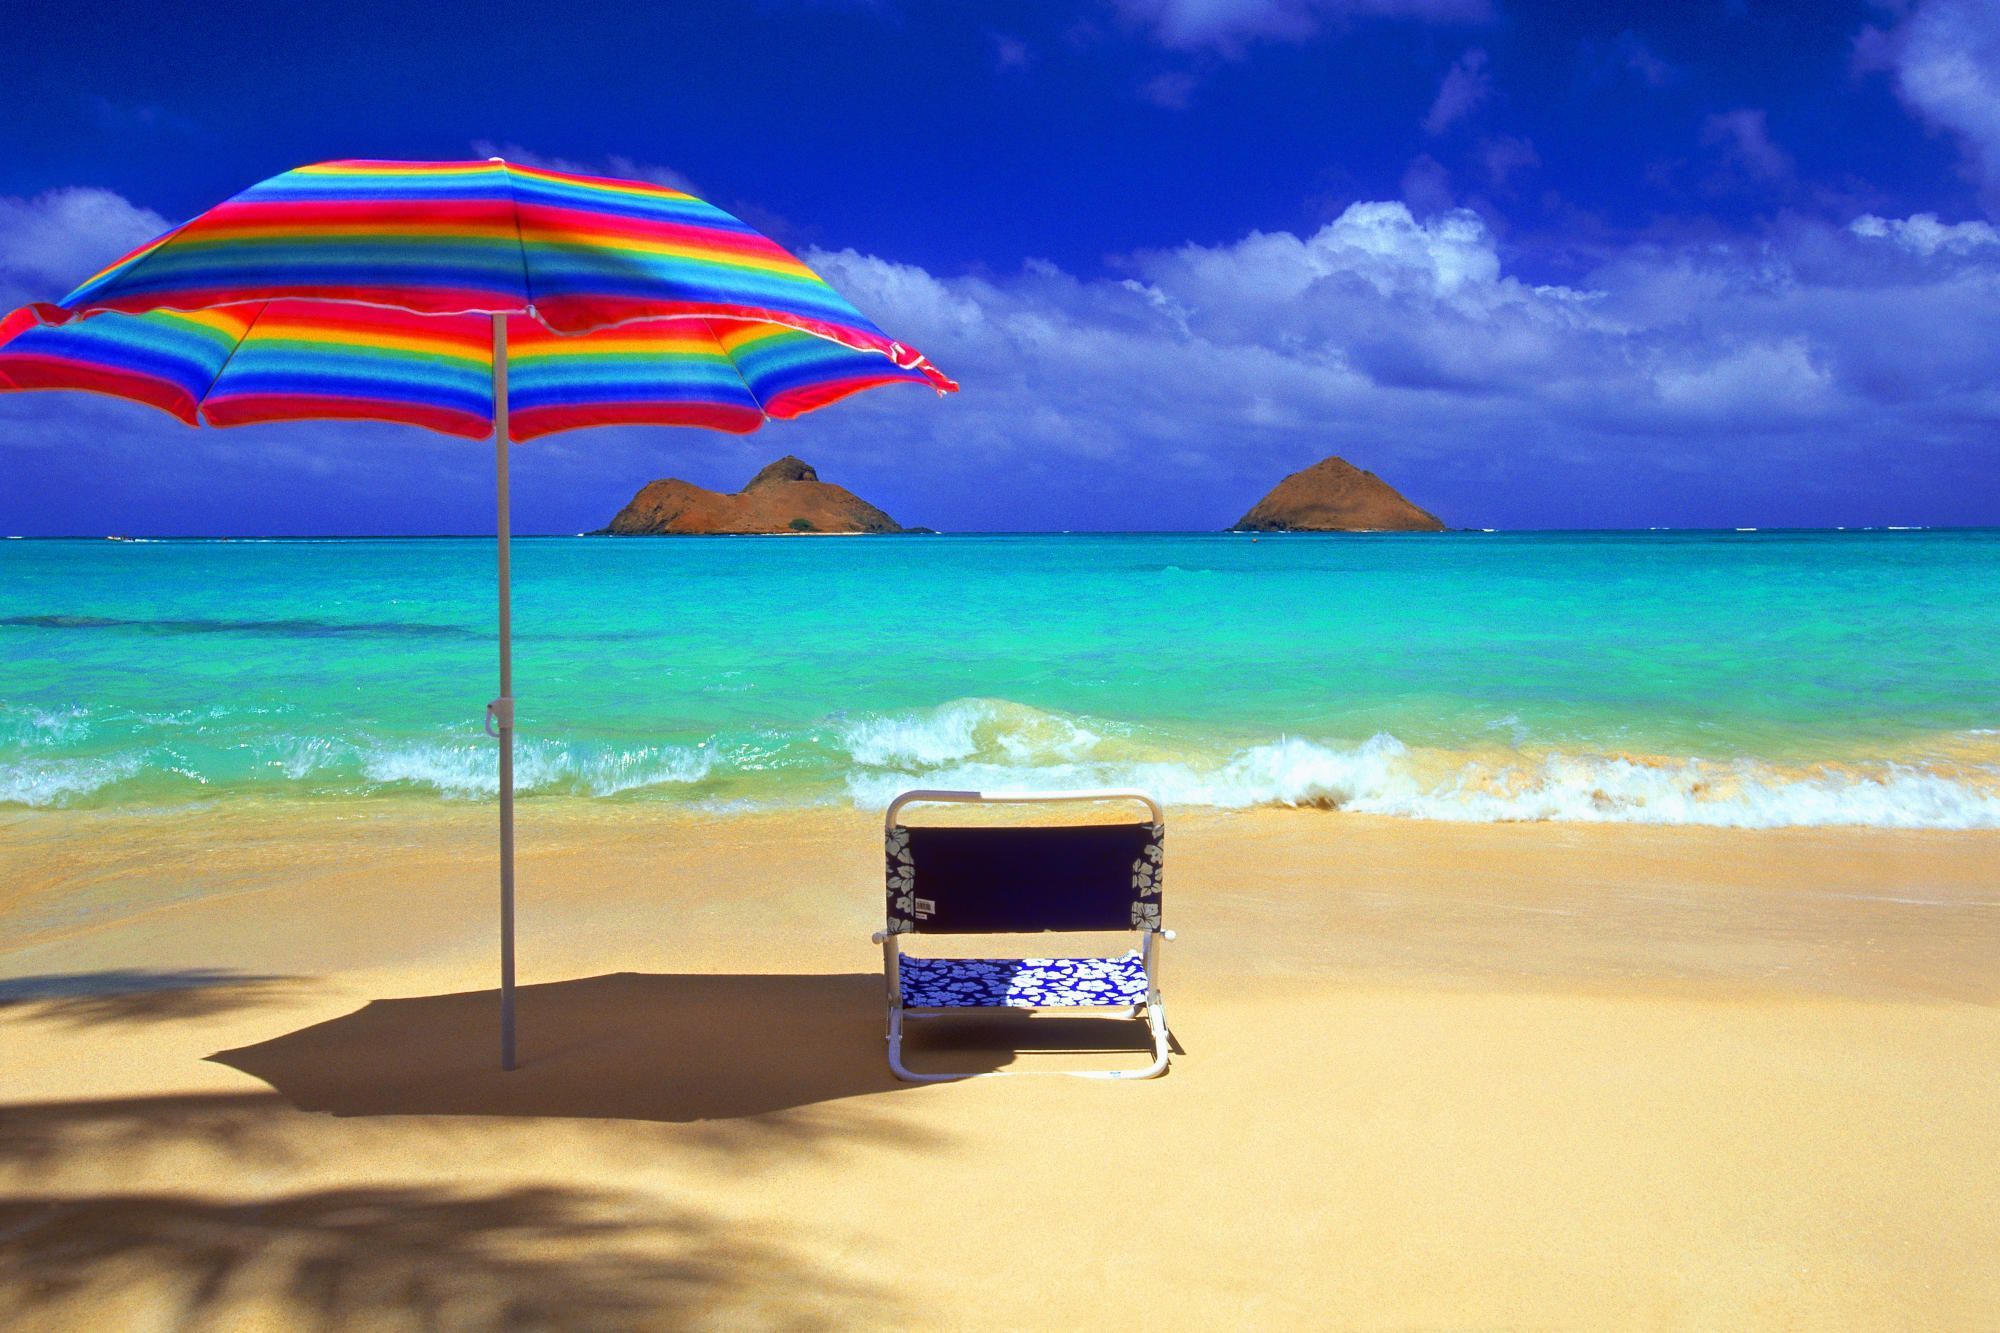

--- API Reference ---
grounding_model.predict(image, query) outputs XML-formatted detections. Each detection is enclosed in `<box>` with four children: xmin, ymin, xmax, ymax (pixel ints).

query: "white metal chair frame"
<box><xmin>873</xmin><ymin>788</ymin><xmax>1176</xmax><ymax>1082</ymax></box>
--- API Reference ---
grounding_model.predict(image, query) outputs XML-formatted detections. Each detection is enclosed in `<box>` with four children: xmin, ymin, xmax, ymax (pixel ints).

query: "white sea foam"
<box><xmin>360</xmin><ymin>739</ymin><xmax>712</xmax><ymax>798</ymax></box>
<box><xmin>839</xmin><ymin>699</ymin><xmax>990</xmax><ymax>766</ymax></box>
<box><xmin>1395</xmin><ymin>751</ymin><xmax>1998</xmax><ymax>828</ymax></box>
<box><xmin>839</xmin><ymin>721</ymin><xmax>2000</xmax><ymax>830</ymax></box>
<box><xmin>6</xmin><ymin>696</ymin><xmax>1997</xmax><ymax>829</ymax></box>
<box><xmin>838</xmin><ymin>699</ymin><xmax>1102</xmax><ymax>768</ymax></box>
<box><xmin>265</xmin><ymin>735</ymin><xmax>357</xmax><ymax>780</ymax></box>
<box><xmin>0</xmin><ymin>753</ymin><xmax>143</xmax><ymax>807</ymax></box>
<box><xmin>0</xmin><ymin>703</ymin><xmax>91</xmax><ymax>746</ymax></box>
<box><xmin>842</xmin><ymin>733</ymin><xmax>1409</xmax><ymax>812</ymax></box>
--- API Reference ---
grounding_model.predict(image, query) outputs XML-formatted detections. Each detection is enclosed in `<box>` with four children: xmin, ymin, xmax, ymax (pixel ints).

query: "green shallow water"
<box><xmin>3</xmin><ymin>530</ymin><xmax>1996</xmax><ymax>826</ymax></box>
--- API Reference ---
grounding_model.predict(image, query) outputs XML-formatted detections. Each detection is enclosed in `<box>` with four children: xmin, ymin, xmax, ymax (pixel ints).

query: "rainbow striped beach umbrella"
<box><xmin>0</xmin><ymin>157</ymin><xmax>955</xmax><ymax>1069</ymax></box>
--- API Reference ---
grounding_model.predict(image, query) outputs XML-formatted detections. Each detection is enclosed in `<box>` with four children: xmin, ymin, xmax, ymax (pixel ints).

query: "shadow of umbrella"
<box><xmin>210</xmin><ymin>973</ymin><xmax>1000</xmax><ymax>1123</ymax></box>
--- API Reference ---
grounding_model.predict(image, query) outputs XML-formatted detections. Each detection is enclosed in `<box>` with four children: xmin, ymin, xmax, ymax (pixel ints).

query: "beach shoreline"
<box><xmin>3</xmin><ymin>803</ymin><xmax>1995</xmax><ymax>1326</ymax></box>
<box><xmin>7</xmin><ymin>529</ymin><xmax>1998</xmax><ymax>829</ymax></box>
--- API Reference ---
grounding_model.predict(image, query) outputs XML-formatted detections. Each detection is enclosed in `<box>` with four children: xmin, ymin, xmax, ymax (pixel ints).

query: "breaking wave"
<box><xmin>834</xmin><ymin>703</ymin><xmax>2000</xmax><ymax>829</ymax></box>
<box><xmin>3</xmin><ymin>696</ymin><xmax>1997</xmax><ymax>828</ymax></box>
<box><xmin>0</xmin><ymin>702</ymin><xmax>715</xmax><ymax>806</ymax></box>
<box><xmin>360</xmin><ymin>739</ymin><xmax>713</xmax><ymax>799</ymax></box>
<box><xmin>0</xmin><ymin>753</ymin><xmax>146</xmax><ymax>808</ymax></box>
<box><xmin>838</xmin><ymin>698</ymin><xmax>1102</xmax><ymax>768</ymax></box>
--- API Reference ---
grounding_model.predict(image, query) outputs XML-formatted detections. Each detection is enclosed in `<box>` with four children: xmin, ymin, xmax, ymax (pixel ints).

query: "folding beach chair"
<box><xmin>872</xmin><ymin>788</ymin><xmax>1175</xmax><ymax>1081</ymax></box>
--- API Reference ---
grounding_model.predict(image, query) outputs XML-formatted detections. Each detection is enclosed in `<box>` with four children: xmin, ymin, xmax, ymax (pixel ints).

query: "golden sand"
<box><xmin>1</xmin><ymin>802</ymin><xmax>1996</xmax><ymax>1328</ymax></box>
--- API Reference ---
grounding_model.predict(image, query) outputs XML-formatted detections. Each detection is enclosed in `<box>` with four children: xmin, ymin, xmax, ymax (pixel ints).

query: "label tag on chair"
<box><xmin>914</xmin><ymin>898</ymin><xmax>935</xmax><ymax>918</ymax></box>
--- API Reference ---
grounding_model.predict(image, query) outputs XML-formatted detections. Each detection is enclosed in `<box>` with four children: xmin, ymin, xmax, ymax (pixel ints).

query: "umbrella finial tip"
<box><xmin>487</xmin><ymin>155</ymin><xmax>506</xmax><ymax>163</ymax></box>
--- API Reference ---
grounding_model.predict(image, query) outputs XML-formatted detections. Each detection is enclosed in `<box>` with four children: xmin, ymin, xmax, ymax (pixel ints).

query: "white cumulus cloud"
<box><xmin>1851</xmin><ymin>211</ymin><xmax>2000</xmax><ymax>254</ymax></box>
<box><xmin>3</xmin><ymin>181</ymin><xmax>1998</xmax><ymax>531</ymax></box>
<box><xmin>1860</xmin><ymin>0</ymin><xmax>2000</xmax><ymax>209</ymax></box>
<box><xmin>0</xmin><ymin>187</ymin><xmax>173</xmax><ymax>307</ymax></box>
<box><xmin>1424</xmin><ymin>48</ymin><xmax>1490</xmax><ymax>134</ymax></box>
<box><xmin>1701</xmin><ymin>107</ymin><xmax>1794</xmax><ymax>183</ymax></box>
<box><xmin>785</xmin><ymin>200</ymin><xmax>2000</xmax><ymax>526</ymax></box>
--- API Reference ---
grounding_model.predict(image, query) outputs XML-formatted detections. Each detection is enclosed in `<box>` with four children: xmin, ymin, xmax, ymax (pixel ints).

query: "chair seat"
<box><xmin>899</xmin><ymin>951</ymin><xmax>1149</xmax><ymax>1009</ymax></box>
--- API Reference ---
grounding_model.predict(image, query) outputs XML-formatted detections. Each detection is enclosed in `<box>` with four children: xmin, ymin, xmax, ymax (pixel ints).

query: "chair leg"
<box><xmin>887</xmin><ymin>1003</ymin><xmax>1172</xmax><ymax>1082</ymax></box>
<box><xmin>1076</xmin><ymin>999</ymin><xmax>1170</xmax><ymax>1080</ymax></box>
<box><xmin>886</xmin><ymin>1004</ymin><xmax>981</xmax><ymax>1083</ymax></box>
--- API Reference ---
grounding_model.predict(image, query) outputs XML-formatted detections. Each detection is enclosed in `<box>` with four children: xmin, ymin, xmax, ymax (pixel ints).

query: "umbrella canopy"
<box><xmin>0</xmin><ymin>156</ymin><xmax>953</xmax><ymax>431</ymax></box>
<box><xmin>17</xmin><ymin>158</ymin><xmax>952</xmax><ymax>380</ymax></box>
<box><xmin>0</xmin><ymin>301</ymin><xmax>939</xmax><ymax>438</ymax></box>
<box><xmin>0</xmin><ymin>157</ymin><xmax>954</xmax><ymax>1071</ymax></box>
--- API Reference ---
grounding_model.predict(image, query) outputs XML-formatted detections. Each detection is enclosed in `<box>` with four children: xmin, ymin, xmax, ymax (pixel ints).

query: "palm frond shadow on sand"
<box><xmin>208</xmin><ymin>971</ymin><xmax>1009</xmax><ymax>1122</ymax></box>
<box><xmin>0</xmin><ymin>969</ymin><xmax>305</xmax><ymax>1027</ymax></box>
<box><xmin>0</xmin><ymin>1183</ymin><xmax>887</xmax><ymax>1330</ymax></box>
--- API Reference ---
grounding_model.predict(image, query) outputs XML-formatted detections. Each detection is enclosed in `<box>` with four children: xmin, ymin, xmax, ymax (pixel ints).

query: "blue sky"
<box><xmin>3</xmin><ymin>0</ymin><xmax>1998</xmax><ymax>531</ymax></box>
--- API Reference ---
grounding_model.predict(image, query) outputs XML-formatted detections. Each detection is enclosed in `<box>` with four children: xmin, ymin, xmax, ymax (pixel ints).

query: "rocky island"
<box><xmin>602</xmin><ymin>456</ymin><xmax>903</xmax><ymax>535</ymax></box>
<box><xmin>1231</xmin><ymin>455</ymin><xmax>1446</xmax><ymax>532</ymax></box>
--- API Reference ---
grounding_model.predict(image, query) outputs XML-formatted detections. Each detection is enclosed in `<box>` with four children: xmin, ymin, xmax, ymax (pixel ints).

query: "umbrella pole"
<box><xmin>492</xmin><ymin>312</ymin><xmax>517</xmax><ymax>1071</ymax></box>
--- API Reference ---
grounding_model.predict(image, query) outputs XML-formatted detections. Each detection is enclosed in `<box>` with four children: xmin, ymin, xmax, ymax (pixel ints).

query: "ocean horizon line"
<box><xmin>5</xmin><ymin>525</ymin><xmax>1993</xmax><ymax>542</ymax></box>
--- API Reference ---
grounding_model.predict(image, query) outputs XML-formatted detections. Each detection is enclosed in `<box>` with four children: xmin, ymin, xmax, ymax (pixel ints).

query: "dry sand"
<box><xmin>0</xmin><ymin>801</ymin><xmax>1996</xmax><ymax>1329</ymax></box>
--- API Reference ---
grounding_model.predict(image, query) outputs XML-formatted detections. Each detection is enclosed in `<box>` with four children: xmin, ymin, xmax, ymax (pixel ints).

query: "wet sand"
<box><xmin>1</xmin><ymin>802</ymin><xmax>1996</xmax><ymax>1328</ymax></box>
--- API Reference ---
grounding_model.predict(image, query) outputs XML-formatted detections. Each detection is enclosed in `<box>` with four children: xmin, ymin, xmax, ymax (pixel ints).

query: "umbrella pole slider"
<box><xmin>485</xmin><ymin>697</ymin><xmax>515</xmax><ymax>737</ymax></box>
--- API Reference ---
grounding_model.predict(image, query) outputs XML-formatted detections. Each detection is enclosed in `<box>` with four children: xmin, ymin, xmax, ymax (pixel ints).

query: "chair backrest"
<box><xmin>885</xmin><ymin>790</ymin><xmax>1164</xmax><ymax>935</ymax></box>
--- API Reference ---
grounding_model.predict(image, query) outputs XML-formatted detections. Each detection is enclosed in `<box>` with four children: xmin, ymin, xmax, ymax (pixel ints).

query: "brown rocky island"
<box><xmin>603</xmin><ymin>456</ymin><xmax>903</xmax><ymax>535</ymax></box>
<box><xmin>1232</xmin><ymin>455</ymin><xmax>1446</xmax><ymax>532</ymax></box>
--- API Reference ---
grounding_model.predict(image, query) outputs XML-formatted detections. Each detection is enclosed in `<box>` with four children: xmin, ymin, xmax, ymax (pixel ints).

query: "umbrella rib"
<box><xmin>494</xmin><ymin>158</ymin><xmax>537</xmax><ymax>327</ymax></box>
<box><xmin>702</xmin><ymin>316</ymin><xmax>772</xmax><ymax>423</ymax></box>
<box><xmin>58</xmin><ymin>216</ymin><xmax>197</xmax><ymax>316</ymax></box>
<box><xmin>191</xmin><ymin>299</ymin><xmax>272</xmax><ymax>426</ymax></box>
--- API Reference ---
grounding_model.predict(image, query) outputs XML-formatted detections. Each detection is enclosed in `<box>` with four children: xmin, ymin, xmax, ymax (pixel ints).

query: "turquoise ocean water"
<box><xmin>3</xmin><ymin>530</ymin><xmax>1996</xmax><ymax>827</ymax></box>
